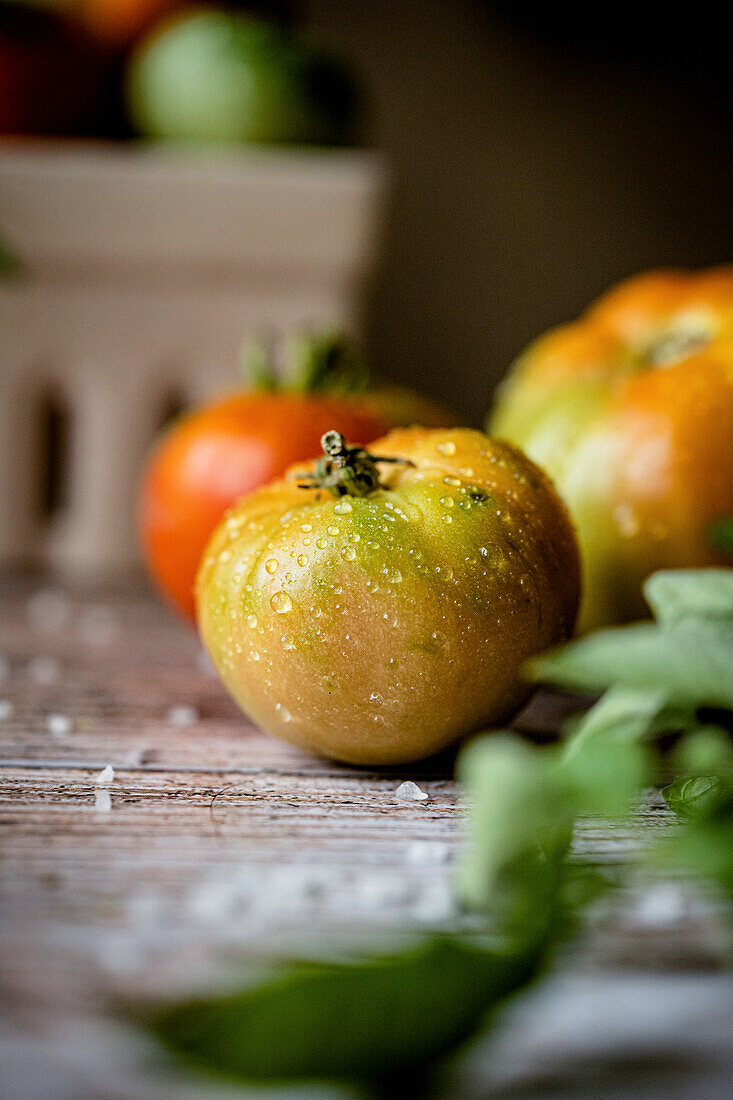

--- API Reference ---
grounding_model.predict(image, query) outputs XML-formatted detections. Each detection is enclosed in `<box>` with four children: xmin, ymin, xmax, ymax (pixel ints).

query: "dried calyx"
<box><xmin>296</xmin><ymin>431</ymin><xmax>413</xmax><ymax>498</ymax></box>
<box><xmin>645</xmin><ymin>322</ymin><xmax>712</xmax><ymax>368</ymax></box>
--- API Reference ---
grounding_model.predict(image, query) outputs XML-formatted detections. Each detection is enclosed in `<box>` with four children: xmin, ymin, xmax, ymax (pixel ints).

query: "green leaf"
<box><xmin>149</xmin><ymin>936</ymin><xmax>541</xmax><ymax>1085</ymax></box>
<box><xmin>284</xmin><ymin>331</ymin><xmax>370</xmax><ymax>396</ymax></box>
<box><xmin>456</xmin><ymin>734</ymin><xmax>572</xmax><ymax>930</ymax></box>
<box><xmin>239</xmin><ymin>330</ymin><xmax>371</xmax><ymax>396</ymax></box>
<box><xmin>644</xmin><ymin>568</ymin><xmax>733</xmax><ymax>625</ymax></box>
<box><xmin>659</xmin><ymin>784</ymin><xmax>733</xmax><ymax>901</ymax></box>
<box><xmin>240</xmin><ymin>337</ymin><xmax>278</xmax><ymax>390</ymax></box>
<box><xmin>661</xmin><ymin>775</ymin><xmax>722</xmax><ymax>820</ymax></box>
<box><xmin>671</xmin><ymin>727</ymin><xmax>733</xmax><ymax>776</ymax></box>
<box><xmin>559</xmin><ymin>688</ymin><xmax>659</xmax><ymax>816</ymax></box>
<box><xmin>529</xmin><ymin>618</ymin><xmax>733</xmax><ymax>711</ymax></box>
<box><xmin>561</xmin><ymin>686</ymin><xmax>668</xmax><ymax>753</ymax></box>
<box><xmin>708</xmin><ymin>517</ymin><xmax>733</xmax><ymax>556</ymax></box>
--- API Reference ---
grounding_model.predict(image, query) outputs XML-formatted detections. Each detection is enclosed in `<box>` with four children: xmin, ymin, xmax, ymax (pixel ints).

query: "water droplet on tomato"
<box><xmin>297</xmin><ymin>554</ymin><xmax>308</xmax><ymax>567</ymax></box>
<box><xmin>341</xmin><ymin>546</ymin><xmax>356</xmax><ymax>561</ymax></box>
<box><xmin>613</xmin><ymin>503</ymin><xmax>641</xmax><ymax>538</ymax></box>
<box><xmin>246</xmin><ymin>613</ymin><xmax>258</xmax><ymax>629</ymax></box>
<box><xmin>334</xmin><ymin>500</ymin><xmax>353</xmax><ymax>514</ymax></box>
<box><xmin>437</xmin><ymin>440</ymin><xmax>456</xmax><ymax>455</ymax></box>
<box><xmin>265</xmin><ymin>559</ymin><xmax>279</xmax><ymax>574</ymax></box>
<box><xmin>270</xmin><ymin>591</ymin><xmax>293</xmax><ymax>614</ymax></box>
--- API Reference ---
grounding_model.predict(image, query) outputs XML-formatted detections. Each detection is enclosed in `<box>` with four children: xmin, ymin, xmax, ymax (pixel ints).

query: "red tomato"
<box><xmin>0</xmin><ymin>4</ymin><xmax>109</xmax><ymax>136</ymax></box>
<box><xmin>140</xmin><ymin>390</ymin><xmax>456</xmax><ymax>620</ymax></box>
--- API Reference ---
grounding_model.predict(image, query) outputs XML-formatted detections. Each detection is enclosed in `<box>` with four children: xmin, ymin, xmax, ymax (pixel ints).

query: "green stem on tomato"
<box><xmin>240</xmin><ymin>331</ymin><xmax>371</xmax><ymax>396</ymax></box>
<box><xmin>296</xmin><ymin>430</ymin><xmax>413</xmax><ymax>498</ymax></box>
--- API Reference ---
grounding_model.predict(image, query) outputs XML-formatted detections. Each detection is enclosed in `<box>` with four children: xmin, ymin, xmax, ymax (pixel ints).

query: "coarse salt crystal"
<box><xmin>395</xmin><ymin>780</ymin><xmax>429</xmax><ymax>803</ymax></box>
<box><xmin>94</xmin><ymin>787</ymin><xmax>112</xmax><ymax>812</ymax></box>
<box><xmin>47</xmin><ymin>713</ymin><xmax>72</xmax><ymax>737</ymax></box>
<box><xmin>166</xmin><ymin>704</ymin><xmax>199</xmax><ymax>728</ymax></box>
<box><xmin>95</xmin><ymin>764</ymin><xmax>114</xmax><ymax>785</ymax></box>
<box><xmin>406</xmin><ymin>840</ymin><xmax>450</xmax><ymax>864</ymax></box>
<box><xmin>0</xmin><ymin>699</ymin><xmax>14</xmax><ymax>720</ymax></box>
<box><xmin>633</xmin><ymin>883</ymin><xmax>687</xmax><ymax>928</ymax></box>
<box><xmin>27</xmin><ymin>656</ymin><xmax>60</xmax><ymax>685</ymax></box>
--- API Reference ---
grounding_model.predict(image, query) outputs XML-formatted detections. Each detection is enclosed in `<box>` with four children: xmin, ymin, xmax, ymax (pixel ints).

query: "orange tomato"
<box><xmin>140</xmin><ymin>377</ymin><xmax>457</xmax><ymax>621</ymax></box>
<box><xmin>489</xmin><ymin>266</ymin><xmax>733</xmax><ymax>631</ymax></box>
<box><xmin>79</xmin><ymin>0</ymin><xmax>179</xmax><ymax>45</ymax></box>
<box><xmin>196</xmin><ymin>427</ymin><xmax>580</xmax><ymax>764</ymax></box>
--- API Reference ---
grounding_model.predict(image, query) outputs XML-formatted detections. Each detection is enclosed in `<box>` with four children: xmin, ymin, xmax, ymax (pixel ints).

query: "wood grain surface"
<box><xmin>1</xmin><ymin>572</ymin><xmax>731</xmax><ymax>1099</ymax></box>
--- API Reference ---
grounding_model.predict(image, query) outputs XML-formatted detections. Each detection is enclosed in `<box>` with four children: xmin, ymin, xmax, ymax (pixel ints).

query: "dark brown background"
<box><xmin>305</xmin><ymin>0</ymin><xmax>732</xmax><ymax>421</ymax></box>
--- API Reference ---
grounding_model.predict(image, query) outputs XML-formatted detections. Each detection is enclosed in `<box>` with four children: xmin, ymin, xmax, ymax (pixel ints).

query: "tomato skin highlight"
<box><xmin>140</xmin><ymin>388</ymin><xmax>457</xmax><ymax>621</ymax></box>
<box><xmin>490</xmin><ymin>266</ymin><xmax>733</xmax><ymax>632</ymax></box>
<box><xmin>196</xmin><ymin>427</ymin><xmax>580</xmax><ymax>766</ymax></box>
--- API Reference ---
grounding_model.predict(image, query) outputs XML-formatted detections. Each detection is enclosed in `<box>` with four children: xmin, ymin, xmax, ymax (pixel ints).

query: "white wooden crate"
<box><xmin>0</xmin><ymin>142</ymin><xmax>387</xmax><ymax>573</ymax></box>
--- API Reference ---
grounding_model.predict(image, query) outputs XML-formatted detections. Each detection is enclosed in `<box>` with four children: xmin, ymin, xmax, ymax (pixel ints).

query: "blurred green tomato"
<box><xmin>126</xmin><ymin>8</ymin><xmax>356</xmax><ymax>146</ymax></box>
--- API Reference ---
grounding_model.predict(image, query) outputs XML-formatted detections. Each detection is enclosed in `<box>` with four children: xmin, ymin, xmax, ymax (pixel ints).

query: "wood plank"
<box><xmin>2</xmin><ymin>574</ymin><xmax>732</xmax><ymax>1099</ymax></box>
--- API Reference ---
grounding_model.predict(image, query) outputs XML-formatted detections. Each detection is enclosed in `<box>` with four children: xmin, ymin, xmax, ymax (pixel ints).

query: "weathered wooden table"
<box><xmin>1</xmin><ymin>572</ymin><xmax>731</xmax><ymax>1099</ymax></box>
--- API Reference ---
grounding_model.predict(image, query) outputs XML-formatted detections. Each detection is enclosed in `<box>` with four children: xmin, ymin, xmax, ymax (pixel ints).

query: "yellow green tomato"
<box><xmin>196</xmin><ymin>427</ymin><xmax>580</xmax><ymax>765</ymax></box>
<box><xmin>126</xmin><ymin>9</ymin><xmax>356</xmax><ymax>146</ymax></box>
<box><xmin>489</xmin><ymin>267</ymin><xmax>733</xmax><ymax>632</ymax></box>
